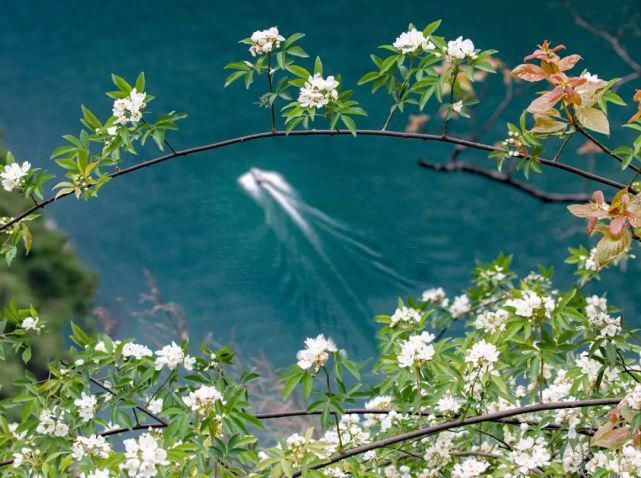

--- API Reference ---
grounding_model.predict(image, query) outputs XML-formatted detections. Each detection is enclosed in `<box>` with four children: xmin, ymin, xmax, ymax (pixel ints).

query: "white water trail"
<box><xmin>238</xmin><ymin>167</ymin><xmax>414</xmax><ymax>321</ymax></box>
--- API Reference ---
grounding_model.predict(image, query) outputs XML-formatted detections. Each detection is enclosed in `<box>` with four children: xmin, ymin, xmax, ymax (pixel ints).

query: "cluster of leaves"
<box><xmin>225</xmin><ymin>30</ymin><xmax>366</xmax><ymax>133</ymax></box>
<box><xmin>358</xmin><ymin>21</ymin><xmax>496</xmax><ymax>128</ymax></box>
<box><xmin>51</xmin><ymin>73</ymin><xmax>186</xmax><ymax>199</ymax></box>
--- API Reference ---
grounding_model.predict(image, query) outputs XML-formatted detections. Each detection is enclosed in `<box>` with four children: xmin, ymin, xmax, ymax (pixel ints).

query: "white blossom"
<box><xmin>447</xmin><ymin>36</ymin><xmax>476</xmax><ymax>60</ymax></box>
<box><xmin>80</xmin><ymin>470</ymin><xmax>111</xmax><ymax>478</ymax></box>
<box><xmin>35</xmin><ymin>409</ymin><xmax>69</xmax><ymax>437</ymax></box>
<box><xmin>147</xmin><ymin>398</ymin><xmax>163</xmax><ymax>415</ymax></box>
<box><xmin>112</xmin><ymin>88</ymin><xmax>147</xmax><ymax>126</ymax></box>
<box><xmin>452</xmin><ymin>458</ymin><xmax>489</xmax><ymax>478</ymax></box>
<box><xmin>182</xmin><ymin>384</ymin><xmax>226</xmax><ymax>416</ymax></box>
<box><xmin>121</xmin><ymin>433</ymin><xmax>168</xmax><ymax>478</ymax></box>
<box><xmin>508</xmin><ymin>436</ymin><xmax>551</xmax><ymax>475</ymax></box>
<box><xmin>474</xmin><ymin>309</ymin><xmax>508</xmax><ymax>334</ymax></box>
<box><xmin>505</xmin><ymin>290</ymin><xmax>554</xmax><ymax>319</ymax></box>
<box><xmin>20</xmin><ymin>316</ymin><xmax>40</xmax><ymax>331</ymax></box>
<box><xmin>465</xmin><ymin>339</ymin><xmax>499</xmax><ymax>372</ymax></box>
<box><xmin>73</xmin><ymin>392</ymin><xmax>97</xmax><ymax>422</ymax></box>
<box><xmin>393</xmin><ymin>28</ymin><xmax>434</xmax><ymax>54</ymax></box>
<box><xmin>296</xmin><ymin>334</ymin><xmax>337</xmax><ymax>372</ymax></box>
<box><xmin>123</xmin><ymin>342</ymin><xmax>153</xmax><ymax>360</ymax></box>
<box><xmin>154</xmin><ymin>342</ymin><xmax>195</xmax><ymax>371</ymax></box>
<box><xmin>1</xmin><ymin>161</ymin><xmax>31</xmax><ymax>192</ymax></box>
<box><xmin>249</xmin><ymin>27</ymin><xmax>285</xmax><ymax>56</ymax></box>
<box><xmin>397</xmin><ymin>332</ymin><xmax>435</xmax><ymax>368</ymax></box>
<box><xmin>452</xmin><ymin>101</ymin><xmax>464</xmax><ymax>113</ymax></box>
<box><xmin>625</xmin><ymin>383</ymin><xmax>641</xmax><ymax>410</ymax></box>
<box><xmin>437</xmin><ymin>392</ymin><xmax>462</xmax><ymax>416</ymax></box>
<box><xmin>421</xmin><ymin>287</ymin><xmax>446</xmax><ymax>303</ymax></box>
<box><xmin>72</xmin><ymin>434</ymin><xmax>111</xmax><ymax>460</ymax></box>
<box><xmin>390</xmin><ymin>306</ymin><xmax>422</xmax><ymax>327</ymax></box>
<box><xmin>449</xmin><ymin>294</ymin><xmax>470</xmax><ymax>318</ymax></box>
<box><xmin>298</xmin><ymin>74</ymin><xmax>339</xmax><ymax>109</ymax></box>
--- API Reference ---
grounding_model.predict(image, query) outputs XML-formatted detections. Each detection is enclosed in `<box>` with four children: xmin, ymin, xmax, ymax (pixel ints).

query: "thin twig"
<box><xmin>418</xmin><ymin>159</ymin><xmax>591</xmax><ymax>203</ymax></box>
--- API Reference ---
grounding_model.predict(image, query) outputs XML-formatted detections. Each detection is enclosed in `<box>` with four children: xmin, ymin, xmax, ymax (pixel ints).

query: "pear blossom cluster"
<box><xmin>71</xmin><ymin>434</ymin><xmax>112</xmax><ymax>460</ymax></box>
<box><xmin>35</xmin><ymin>409</ymin><xmax>69</xmax><ymax>436</ymax></box>
<box><xmin>182</xmin><ymin>384</ymin><xmax>226</xmax><ymax>416</ymax></box>
<box><xmin>112</xmin><ymin>88</ymin><xmax>147</xmax><ymax>126</ymax></box>
<box><xmin>390</xmin><ymin>305</ymin><xmax>422</xmax><ymax>327</ymax></box>
<box><xmin>624</xmin><ymin>383</ymin><xmax>641</xmax><ymax>410</ymax></box>
<box><xmin>296</xmin><ymin>334</ymin><xmax>337</xmax><ymax>372</ymax></box>
<box><xmin>448</xmin><ymin>294</ymin><xmax>471</xmax><ymax>318</ymax></box>
<box><xmin>397</xmin><ymin>331</ymin><xmax>435</xmax><ymax>368</ymax></box>
<box><xmin>474</xmin><ymin>308</ymin><xmax>509</xmax><ymax>334</ymax></box>
<box><xmin>121</xmin><ymin>433</ymin><xmax>168</xmax><ymax>478</ymax></box>
<box><xmin>122</xmin><ymin>342</ymin><xmax>153</xmax><ymax>360</ymax></box>
<box><xmin>437</xmin><ymin>392</ymin><xmax>462</xmax><ymax>417</ymax></box>
<box><xmin>464</xmin><ymin>339</ymin><xmax>499</xmax><ymax>374</ymax></box>
<box><xmin>421</xmin><ymin>287</ymin><xmax>446</xmax><ymax>303</ymax></box>
<box><xmin>587</xmin><ymin>445</ymin><xmax>641</xmax><ymax>476</ymax></box>
<box><xmin>392</xmin><ymin>28</ymin><xmax>435</xmax><ymax>54</ymax></box>
<box><xmin>504</xmin><ymin>436</ymin><xmax>552</xmax><ymax>476</ymax></box>
<box><xmin>153</xmin><ymin>342</ymin><xmax>195</xmax><ymax>370</ymax></box>
<box><xmin>505</xmin><ymin>290</ymin><xmax>555</xmax><ymax>319</ymax></box>
<box><xmin>249</xmin><ymin>27</ymin><xmax>285</xmax><ymax>56</ymax></box>
<box><xmin>1</xmin><ymin>161</ymin><xmax>31</xmax><ymax>192</ymax></box>
<box><xmin>73</xmin><ymin>392</ymin><xmax>97</xmax><ymax>422</ymax></box>
<box><xmin>298</xmin><ymin>74</ymin><xmax>339</xmax><ymax>109</ymax></box>
<box><xmin>451</xmin><ymin>458</ymin><xmax>490</xmax><ymax>478</ymax></box>
<box><xmin>446</xmin><ymin>36</ymin><xmax>476</xmax><ymax>61</ymax></box>
<box><xmin>585</xmin><ymin>295</ymin><xmax>622</xmax><ymax>338</ymax></box>
<box><xmin>20</xmin><ymin>315</ymin><xmax>41</xmax><ymax>331</ymax></box>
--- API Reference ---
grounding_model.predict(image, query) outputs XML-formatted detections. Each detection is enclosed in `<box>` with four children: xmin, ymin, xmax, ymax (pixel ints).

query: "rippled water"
<box><xmin>0</xmin><ymin>0</ymin><xmax>640</xmax><ymax>365</ymax></box>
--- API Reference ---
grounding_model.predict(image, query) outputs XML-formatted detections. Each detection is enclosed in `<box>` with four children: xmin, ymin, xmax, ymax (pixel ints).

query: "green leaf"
<box><xmin>314</xmin><ymin>56</ymin><xmax>323</xmax><ymax>75</ymax></box>
<box><xmin>111</xmin><ymin>74</ymin><xmax>132</xmax><ymax>93</ymax></box>
<box><xmin>135</xmin><ymin>72</ymin><xmax>146</xmax><ymax>91</ymax></box>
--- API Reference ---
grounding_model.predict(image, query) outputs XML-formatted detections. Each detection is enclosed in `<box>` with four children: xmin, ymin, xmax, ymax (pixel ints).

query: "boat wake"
<box><xmin>238</xmin><ymin>167</ymin><xmax>414</xmax><ymax>330</ymax></box>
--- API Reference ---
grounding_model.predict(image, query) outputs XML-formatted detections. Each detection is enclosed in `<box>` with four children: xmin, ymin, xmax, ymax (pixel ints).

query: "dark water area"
<box><xmin>0</xmin><ymin>0</ymin><xmax>640</xmax><ymax>366</ymax></box>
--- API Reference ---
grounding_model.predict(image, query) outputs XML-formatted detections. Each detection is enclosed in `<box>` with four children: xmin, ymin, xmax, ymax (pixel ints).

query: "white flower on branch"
<box><xmin>122</xmin><ymin>342</ymin><xmax>153</xmax><ymax>360</ymax></box>
<box><xmin>35</xmin><ymin>409</ymin><xmax>69</xmax><ymax>437</ymax></box>
<box><xmin>1</xmin><ymin>161</ymin><xmax>31</xmax><ymax>192</ymax></box>
<box><xmin>71</xmin><ymin>434</ymin><xmax>111</xmax><ymax>460</ymax></box>
<box><xmin>147</xmin><ymin>398</ymin><xmax>163</xmax><ymax>415</ymax></box>
<box><xmin>464</xmin><ymin>339</ymin><xmax>499</xmax><ymax>372</ymax></box>
<box><xmin>507</xmin><ymin>436</ymin><xmax>552</xmax><ymax>476</ymax></box>
<box><xmin>452</xmin><ymin>458</ymin><xmax>490</xmax><ymax>478</ymax></box>
<box><xmin>452</xmin><ymin>101</ymin><xmax>464</xmax><ymax>113</ymax></box>
<box><xmin>393</xmin><ymin>28</ymin><xmax>434</xmax><ymax>54</ymax></box>
<box><xmin>505</xmin><ymin>290</ymin><xmax>555</xmax><ymax>319</ymax></box>
<box><xmin>390</xmin><ymin>306</ymin><xmax>422</xmax><ymax>327</ymax></box>
<box><xmin>249</xmin><ymin>27</ymin><xmax>285</xmax><ymax>56</ymax></box>
<box><xmin>80</xmin><ymin>470</ymin><xmax>111</xmax><ymax>478</ymax></box>
<box><xmin>20</xmin><ymin>316</ymin><xmax>41</xmax><ymax>331</ymax></box>
<box><xmin>298</xmin><ymin>74</ymin><xmax>339</xmax><ymax>109</ymax></box>
<box><xmin>437</xmin><ymin>392</ymin><xmax>462</xmax><ymax>417</ymax></box>
<box><xmin>449</xmin><ymin>294</ymin><xmax>470</xmax><ymax>318</ymax></box>
<box><xmin>154</xmin><ymin>342</ymin><xmax>195</xmax><ymax>371</ymax></box>
<box><xmin>296</xmin><ymin>334</ymin><xmax>337</xmax><ymax>372</ymax></box>
<box><xmin>73</xmin><ymin>392</ymin><xmax>97</xmax><ymax>422</ymax></box>
<box><xmin>625</xmin><ymin>383</ymin><xmax>641</xmax><ymax>410</ymax></box>
<box><xmin>182</xmin><ymin>384</ymin><xmax>225</xmax><ymax>416</ymax></box>
<box><xmin>397</xmin><ymin>332</ymin><xmax>435</xmax><ymax>368</ymax></box>
<box><xmin>474</xmin><ymin>309</ymin><xmax>509</xmax><ymax>334</ymax></box>
<box><xmin>112</xmin><ymin>88</ymin><xmax>147</xmax><ymax>126</ymax></box>
<box><xmin>421</xmin><ymin>287</ymin><xmax>446</xmax><ymax>303</ymax></box>
<box><xmin>447</xmin><ymin>36</ymin><xmax>476</xmax><ymax>61</ymax></box>
<box><xmin>121</xmin><ymin>433</ymin><xmax>168</xmax><ymax>478</ymax></box>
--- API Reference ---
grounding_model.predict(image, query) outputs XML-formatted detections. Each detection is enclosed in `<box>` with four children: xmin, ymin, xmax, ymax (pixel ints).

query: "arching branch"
<box><xmin>0</xmin><ymin>129</ymin><xmax>628</xmax><ymax>233</ymax></box>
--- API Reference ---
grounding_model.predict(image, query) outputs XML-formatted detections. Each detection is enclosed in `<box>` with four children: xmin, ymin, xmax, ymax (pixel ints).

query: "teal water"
<box><xmin>1</xmin><ymin>0</ymin><xmax>640</xmax><ymax>366</ymax></box>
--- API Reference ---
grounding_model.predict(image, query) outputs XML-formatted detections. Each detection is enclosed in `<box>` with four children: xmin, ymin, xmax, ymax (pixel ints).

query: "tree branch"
<box><xmin>0</xmin><ymin>129</ymin><xmax>628</xmax><ymax>234</ymax></box>
<box><xmin>419</xmin><ymin>159</ymin><xmax>591</xmax><ymax>203</ymax></box>
<box><xmin>291</xmin><ymin>397</ymin><xmax>622</xmax><ymax>476</ymax></box>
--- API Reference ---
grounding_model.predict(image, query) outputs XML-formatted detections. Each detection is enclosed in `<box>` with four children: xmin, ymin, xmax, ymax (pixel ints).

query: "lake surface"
<box><xmin>1</xmin><ymin>0</ymin><xmax>640</xmax><ymax>366</ymax></box>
